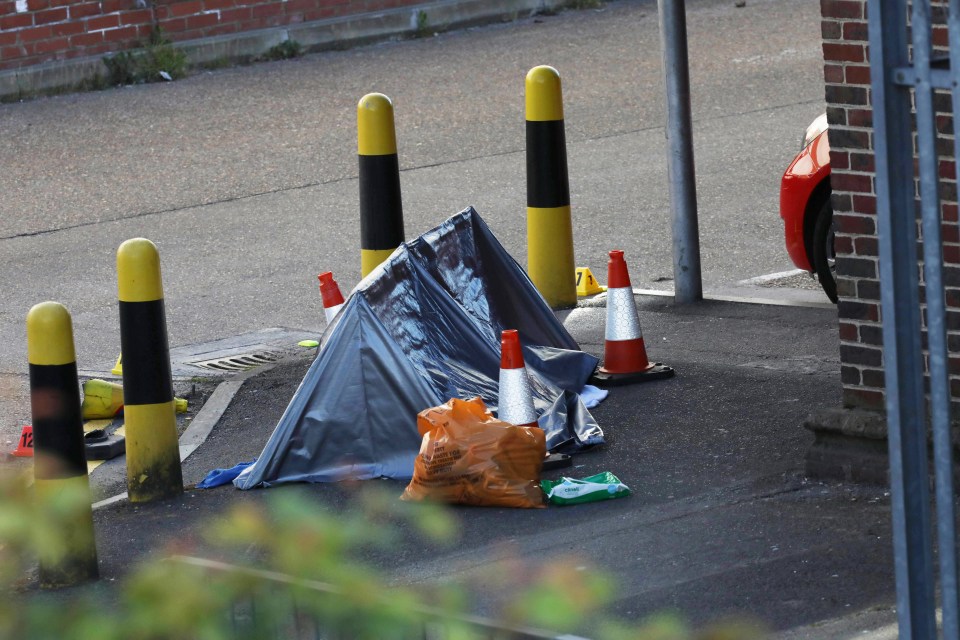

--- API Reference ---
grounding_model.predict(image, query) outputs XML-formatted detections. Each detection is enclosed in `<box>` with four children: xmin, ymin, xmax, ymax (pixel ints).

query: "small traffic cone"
<box><xmin>81</xmin><ymin>379</ymin><xmax>125</xmax><ymax>419</ymax></box>
<box><xmin>11</xmin><ymin>425</ymin><xmax>33</xmax><ymax>457</ymax></box>
<box><xmin>498</xmin><ymin>331</ymin><xmax>572</xmax><ymax>471</ymax></box>
<box><xmin>591</xmin><ymin>250</ymin><xmax>674</xmax><ymax>386</ymax></box>
<box><xmin>497</xmin><ymin>329</ymin><xmax>538</xmax><ymax>427</ymax></box>
<box><xmin>318</xmin><ymin>272</ymin><xmax>345</xmax><ymax>325</ymax></box>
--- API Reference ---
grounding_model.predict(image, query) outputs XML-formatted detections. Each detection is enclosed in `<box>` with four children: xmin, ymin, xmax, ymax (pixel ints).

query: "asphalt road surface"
<box><xmin>0</xmin><ymin>0</ymin><xmax>827</xmax><ymax>449</ymax></box>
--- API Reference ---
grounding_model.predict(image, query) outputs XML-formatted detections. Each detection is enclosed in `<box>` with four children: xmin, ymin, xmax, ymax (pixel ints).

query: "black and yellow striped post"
<box><xmin>526</xmin><ymin>65</ymin><xmax>577</xmax><ymax>309</ymax></box>
<box><xmin>26</xmin><ymin>301</ymin><xmax>99</xmax><ymax>588</ymax></box>
<box><xmin>117</xmin><ymin>238</ymin><xmax>182</xmax><ymax>503</ymax></box>
<box><xmin>358</xmin><ymin>92</ymin><xmax>404</xmax><ymax>277</ymax></box>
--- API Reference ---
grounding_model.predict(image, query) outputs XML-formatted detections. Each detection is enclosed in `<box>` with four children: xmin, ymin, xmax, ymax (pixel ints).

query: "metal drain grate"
<box><xmin>167</xmin><ymin>328</ymin><xmax>320</xmax><ymax>377</ymax></box>
<box><xmin>188</xmin><ymin>351</ymin><xmax>282</xmax><ymax>372</ymax></box>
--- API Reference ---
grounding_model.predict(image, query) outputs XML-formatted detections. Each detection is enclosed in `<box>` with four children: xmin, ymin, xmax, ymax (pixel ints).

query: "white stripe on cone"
<box><xmin>605</xmin><ymin>286</ymin><xmax>643</xmax><ymax>341</ymax></box>
<box><xmin>498</xmin><ymin>367</ymin><xmax>538</xmax><ymax>426</ymax></box>
<box><xmin>324</xmin><ymin>302</ymin><xmax>344</xmax><ymax>325</ymax></box>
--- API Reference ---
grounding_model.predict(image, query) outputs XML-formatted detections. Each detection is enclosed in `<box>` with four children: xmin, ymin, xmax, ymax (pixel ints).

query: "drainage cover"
<box><xmin>189</xmin><ymin>351</ymin><xmax>282</xmax><ymax>372</ymax></box>
<box><xmin>167</xmin><ymin>327</ymin><xmax>321</xmax><ymax>377</ymax></box>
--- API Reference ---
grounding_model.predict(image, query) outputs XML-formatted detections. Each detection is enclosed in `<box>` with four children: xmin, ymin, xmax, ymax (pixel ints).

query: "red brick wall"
<box><xmin>0</xmin><ymin>0</ymin><xmax>425</xmax><ymax>72</ymax></box>
<box><xmin>822</xmin><ymin>0</ymin><xmax>959</xmax><ymax>411</ymax></box>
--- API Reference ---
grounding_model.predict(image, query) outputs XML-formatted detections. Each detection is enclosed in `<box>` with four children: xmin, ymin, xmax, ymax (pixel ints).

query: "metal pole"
<box><xmin>867</xmin><ymin>0</ymin><xmax>936</xmax><ymax>636</ymax></box>
<box><xmin>913</xmin><ymin>0</ymin><xmax>960</xmax><ymax>636</ymax></box>
<box><xmin>658</xmin><ymin>0</ymin><xmax>702</xmax><ymax>304</ymax></box>
<box><xmin>944</xmin><ymin>0</ymin><xmax>960</xmax><ymax>627</ymax></box>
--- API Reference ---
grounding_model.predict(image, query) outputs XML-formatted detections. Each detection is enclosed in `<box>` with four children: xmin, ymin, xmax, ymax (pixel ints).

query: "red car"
<box><xmin>779</xmin><ymin>114</ymin><xmax>836</xmax><ymax>303</ymax></box>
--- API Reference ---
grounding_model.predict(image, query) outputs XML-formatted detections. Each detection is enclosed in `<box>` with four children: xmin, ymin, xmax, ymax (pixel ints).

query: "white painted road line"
<box><xmin>736</xmin><ymin>269</ymin><xmax>808</xmax><ymax>285</ymax></box>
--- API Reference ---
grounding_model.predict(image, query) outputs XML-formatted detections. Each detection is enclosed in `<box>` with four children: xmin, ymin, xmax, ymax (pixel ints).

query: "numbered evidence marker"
<box><xmin>575</xmin><ymin>267</ymin><xmax>607</xmax><ymax>297</ymax></box>
<box><xmin>11</xmin><ymin>425</ymin><xmax>34</xmax><ymax>457</ymax></box>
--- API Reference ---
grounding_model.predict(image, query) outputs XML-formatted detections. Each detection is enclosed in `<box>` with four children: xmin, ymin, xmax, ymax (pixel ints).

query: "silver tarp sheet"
<box><xmin>234</xmin><ymin>207</ymin><xmax>603</xmax><ymax>488</ymax></box>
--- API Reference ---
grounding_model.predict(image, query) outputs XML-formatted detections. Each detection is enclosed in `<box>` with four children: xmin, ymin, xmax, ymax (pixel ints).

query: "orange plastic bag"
<box><xmin>400</xmin><ymin>397</ymin><xmax>546</xmax><ymax>508</ymax></box>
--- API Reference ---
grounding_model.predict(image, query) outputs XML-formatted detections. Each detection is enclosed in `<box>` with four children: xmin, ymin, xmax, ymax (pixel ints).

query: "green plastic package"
<box><xmin>540</xmin><ymin>471</ymin><xmax>631</xmax><ymax>506</ymax></box>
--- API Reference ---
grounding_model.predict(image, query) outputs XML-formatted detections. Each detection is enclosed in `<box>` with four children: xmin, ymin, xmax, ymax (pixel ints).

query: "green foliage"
<box><xmin>102</xmin><ymin>51</ymin><xmax>138</xmax><ymax>85</ymax></box>
<box><xmin>415</xmin><ymin>10</ymin><xmax>430</xmax><ymax>38</ymax></box>
<box><xmin>142</xmin><ymin>42</ymin><xmax>188</xmax><ymax>80</ymax></box>
<box><xmin>262</xmin><ymin>39</ymin><xmax>303</xmax><ymax>61</ymax></box>
<box><xmin>0</xmin><ymin>474</ymin><xmax>767</xmax><ymax>639</ymax></box>
<box><xmin>146</xmin><ymin>25</ymin><xmax>169</xmax><ymax>47</ymax></box>
<box><xmin>102</xmin><ymin>26</ymin><xmax>188</xmax><ymax>86</ymax></box>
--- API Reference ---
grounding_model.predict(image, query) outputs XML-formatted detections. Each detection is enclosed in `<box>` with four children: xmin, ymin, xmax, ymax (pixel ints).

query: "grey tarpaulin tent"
<box><xmin>234</xmin><ymin>207</ymin><xmax>603</xmax><ymax>488</ymax></box>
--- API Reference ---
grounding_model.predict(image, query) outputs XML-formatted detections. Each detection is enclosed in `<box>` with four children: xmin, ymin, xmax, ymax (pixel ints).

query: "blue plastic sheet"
<box><xmin>197</xmin><ymin>459</ymin><xmax>256</xmax><ymax>489</ymax></box>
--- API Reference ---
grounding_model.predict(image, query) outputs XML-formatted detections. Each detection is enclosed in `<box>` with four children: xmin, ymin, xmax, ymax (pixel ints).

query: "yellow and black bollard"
<box><xmin>26</xmin><ymin>301</ymin><xmax>99</xmax><ymax>588</ymax></box>
<box><xmin>358</xmin><ymin>92</ymin><xmax>405</xmax><ymax>277</ymax></box>
<box><xmin>117</xmin><ymin>238</ymin><xmax>182</xmax><ymax>503</ymax></box>
<box><xmin>525</xmin><ymin>65</ymin><xmax>577</xmax><ymax>309</ymax></box>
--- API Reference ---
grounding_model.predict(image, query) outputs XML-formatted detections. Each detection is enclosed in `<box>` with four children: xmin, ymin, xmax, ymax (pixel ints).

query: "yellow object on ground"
<box><xmin>81</xmin><ymin>379</ymin><xmax>124</xmax><ymax>419</ymax></box>
<box><xmin>576</xmin><ymin>267</ymin><xmax>607</xmax><ymax>296</ymax></box>
<box><xmin>82</xmin><ymin>378</ymin><xmax>186</xmax><ymax>418</ymax></box>
<box><xmin>82</xmin><ymin>419</ymin><xmax>112</xmax><ymax>433</ymax></box>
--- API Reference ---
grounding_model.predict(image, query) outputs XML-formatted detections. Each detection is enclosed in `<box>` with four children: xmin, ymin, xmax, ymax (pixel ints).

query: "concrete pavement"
<box><xmin>69</xmin><ymin>292</ymin><xmax>899</xmax><ymax>637</ymax></box>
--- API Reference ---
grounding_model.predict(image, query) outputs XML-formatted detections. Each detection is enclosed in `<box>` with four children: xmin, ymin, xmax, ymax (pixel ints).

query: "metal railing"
<box><xmin>868</xmin><ymin>1</ymin><xmax>960</xmax><ymax>637</ymax></box>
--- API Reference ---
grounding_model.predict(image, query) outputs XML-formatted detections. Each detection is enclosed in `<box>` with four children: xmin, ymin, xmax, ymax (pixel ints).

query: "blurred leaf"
<box><xmin>505</xmin><ymin>558</ymin><xmax>614</xmax><ymax>630</ymax></box>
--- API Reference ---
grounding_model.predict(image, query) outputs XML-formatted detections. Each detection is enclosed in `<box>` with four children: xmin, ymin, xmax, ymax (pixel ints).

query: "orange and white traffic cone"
<box><xmin>497</xmin><ymin>329</ymin><xmax>538</xmax><ymax>427</ymax></box>
<box><xmin>11</xmin><ymin>425</ymin><xmax>33</xmax><ymax>457</ymax></box>
<box><xmin>498</xmin><ymin>330</ymin><xmax>572</xmax><ymax>470</ymax></box>
<box><xmin>591</xmin><ymin>250</ymin><xmax>674</xmax><ymax>386</ymax></box>
<box><xmin>318</xmin><ymin>272</ymin><xmax>345</xmax><ymax>325</ymax></box>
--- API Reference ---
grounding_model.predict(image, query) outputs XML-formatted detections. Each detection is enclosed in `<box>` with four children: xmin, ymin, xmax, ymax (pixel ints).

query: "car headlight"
<box><xmin>802</xmin><ymin>113</ymin><xmax>829</xmax><ymax>149</ymax></box>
